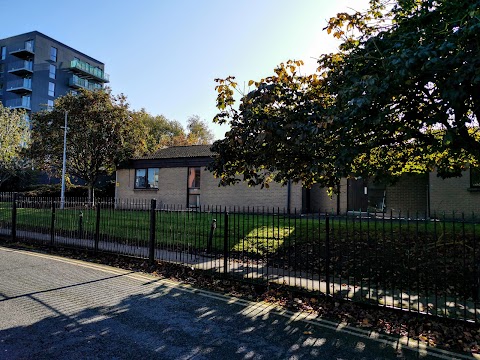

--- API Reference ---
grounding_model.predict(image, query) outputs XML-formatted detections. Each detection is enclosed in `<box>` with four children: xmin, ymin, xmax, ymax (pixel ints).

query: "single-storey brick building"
<box><xmin>115</xmin><ymin>145</ymin><xmax>480</xmax><ymax>216</ymax></box>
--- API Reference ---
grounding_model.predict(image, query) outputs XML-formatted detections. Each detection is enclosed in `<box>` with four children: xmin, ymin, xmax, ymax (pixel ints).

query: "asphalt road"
<box><xmin>0</xmin><ymin>246</ymin><xmax>467</xmax><ymax>360</ymax></box>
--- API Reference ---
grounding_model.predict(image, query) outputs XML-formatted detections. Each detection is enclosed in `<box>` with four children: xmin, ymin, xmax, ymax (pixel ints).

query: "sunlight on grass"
<box><xmin>231</xmin><ymin>226</ymin><xmax>295</xmax><ymax>255</ymax></box>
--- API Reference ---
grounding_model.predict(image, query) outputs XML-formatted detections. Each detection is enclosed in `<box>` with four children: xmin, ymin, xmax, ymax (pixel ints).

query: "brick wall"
<box><xmin>429</xmin><ymin>169</ymin><xmax>480</xmax><ymax>216</ymax></box>
<box><xmin>384</xmin><ymin>174</ymin><xmax>429</xmax><ymax>216</ymax></box>
<box><xmin>116</xmin><ymin>168</ymin><xmax>186</xmax><ymax>207</ymax></box>
<box><xmin>116</xmin><ymin>168</ymin><xmax>303</xmax><ymax>212</ymax></box>
<box><xmin>309</xmin><ymin>178</ymin><xmax>348</xmax><ymax>214</ymax></box>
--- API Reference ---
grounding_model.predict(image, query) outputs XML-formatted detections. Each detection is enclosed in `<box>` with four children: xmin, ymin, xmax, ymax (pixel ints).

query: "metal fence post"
<box><xmin>223</xmin><ymin>211</ymin><xmax>229</xmax><ymax>277</ymax></box>
<box><xmin>11</xmin><ymin>193</ymin><xmax>17</xmax><ymax>241</ymax></box>
<box><xmin>325</xmin><ymin>213</ymin><xmax>331</xmax><ymax>296</ymax></box>
<box><xmin>149</xmin><ymin>199</ymin><xmax>157</xmax><ymax>265</ymax></box>
<box><xmin>94</xmin><ymin>203</ymin><xmax>101</xmax><ymax>254</ymax></box>
<box><xmin>50</xmin><ymin>197</ymin><xmax>56</xmax><ymax>247</ymax></box>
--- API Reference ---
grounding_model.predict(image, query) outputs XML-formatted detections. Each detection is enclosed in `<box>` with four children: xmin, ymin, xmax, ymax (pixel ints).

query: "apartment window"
<box><xmin>25</xmin><ymin>39</ymin><xmax>34</xmax><ymax>52</ymax></box>
<box><xmin>47</xmin><ymin>99</ymin><xmax>54</xmax><ymax>110</ymax></box>
<box><xmin>135</xmin><ymin>168</ymin><xmax>159</xmax><ymax>189</ymax></box>
<box><xmin>48</xmin><ymin>82</ymin><xmax>55</xmax><ymax>97</ymax></box>
<box><xmin>49</xmin><ymin>64</ymin><xmax>56</xmax><ymax>79</ymax></box>
<box><xmin>1</xmin><ymin>46</ymin><xmax>5</xmax><ymax>60</ymax></box>
<box><xmin>0</xmin><ymin>63</ymin><xmax>4</xmax><ymax>73</ymax></box>
<box><xmin>50</xmin><ymin>47</ymin><xmax>57</xmax><ymax>62</ymax></box>
<box><xmin>471</xmin><ymin>167</ymin><xmax>480</xmax><ymax>188</ymax></box>
<box><xmin>187</xmin><ymin>167</ymin><xmax>201</xmax><ymax>208</ymax></box>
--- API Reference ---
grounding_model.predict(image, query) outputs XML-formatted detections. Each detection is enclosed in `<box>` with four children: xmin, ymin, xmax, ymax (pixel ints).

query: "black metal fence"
<box><xmin>0</xmin><ymin>192</ymin><xmax>479</xmax><ymax>323</ymax></box>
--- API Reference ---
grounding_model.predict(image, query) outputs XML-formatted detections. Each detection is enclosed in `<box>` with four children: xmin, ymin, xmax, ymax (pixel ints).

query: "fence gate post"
<box><xmin>50</xmin><ymin>197</ymin><xmax>56</xmax><ymax>247</ymax></box>
<box><xmin>223</xmin><ymin>211</ymin><xmax>229</xmax><ymax>277</ymax></box>
<box><xmin>149</xmin><ymin>199</ymin><xmax>157</xmax><ymax>265</ymax></box>
<box><xmin>11</xmin><ymin>193</ymin><xmax>17</xmax><ymax>242</ymax></box>
<box><xmin>325</xmin><ymin>214</ymin><xmax>331</xmax><ymax>296</ymax></box>
<box><xmin>94</xmin><ymin>203</ymin><xmax>101</xmax><ymax>254</ymax></box>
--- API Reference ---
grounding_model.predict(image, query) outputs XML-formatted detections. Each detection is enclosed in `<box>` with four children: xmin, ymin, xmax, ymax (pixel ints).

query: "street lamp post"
<box><xmin>60</xmin><ymin>111</ymin><xmax>68</xmax><ymax>210</ymax></box>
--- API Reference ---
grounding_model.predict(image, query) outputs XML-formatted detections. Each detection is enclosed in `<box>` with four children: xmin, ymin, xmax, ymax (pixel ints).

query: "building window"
<box><xmin>471</xmin><ymin>167</ymin><xmax>480</xmax><ymax>188</ymax></box>
<box><xmin>187</xmin><ymin>167</ymin><xmax>201</xmax><ymax>208</ymax></box>
<box><xmin>50</xmin><ymin>47</ymin><xmax>57</xmax><ymax>62</ymax></box>
<box><xmin>48</xmin><ymin>82</ymin><xmax>55</xmax><ymax>97</ymax></box>
<box><xmin>25</xmin><ymin>39</ymin><xmax>34</xmax><ymax>52</ymax></box>
<box><xmin>134</xmin><ymin>168</ymin><xmax>159</xmax><ymax>189</ymax></box>
<box><xmin>1</xmin><ymin>46</ymin><xmax>6</xmax><ymax>60</ymax></box>
<box><xmin>188</xmin><ymin>167</ymin><xmax>201</xmax><ymax>189</ymax></box>
<box><xmin>47</xmin><ymin>99</ymin><xmax>54</xmax><ymax>110</ymax></box>
<box><xmin>49</xmin><ymin>64</ymin><xmax>56</xmax><ymax>79</ymax></box>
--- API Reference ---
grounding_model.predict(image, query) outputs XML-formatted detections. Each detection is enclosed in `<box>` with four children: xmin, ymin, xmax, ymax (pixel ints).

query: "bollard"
<box><xmin>78</xmin><ymin>211</ymin><xmax>83</xmax><ymax>239</ymax></box>
<box><xmin>207</xmin><ymin>219</ymin><xmax>216</xmax><ymax>253</ymax></box>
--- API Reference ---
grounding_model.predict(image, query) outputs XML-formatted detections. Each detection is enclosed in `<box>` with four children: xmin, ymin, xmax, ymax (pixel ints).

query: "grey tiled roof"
<box><xmin>135</xmin><ymin>145</ymin><xmax>214</xmax><ymax>160</ymax></box>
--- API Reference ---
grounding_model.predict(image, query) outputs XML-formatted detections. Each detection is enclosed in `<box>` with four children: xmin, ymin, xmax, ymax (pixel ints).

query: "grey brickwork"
<box><xmin>309</xmin><ymin>178</ymin><xmax>348</xmax><ymax>214</ymax></box>
<box><xmin>384</xmin><ymin>174</ymin><xmax>429</xmax><ymax>216</ymax></box>
<box><xmin>429</xmin><ymin>169</ymin><xmax>480</xmax><ymax>216</ymax></box>
<box><xmin>116</xmin><ymin>168</ymin><xmax>303</xmax><ymax>211</ymax></box>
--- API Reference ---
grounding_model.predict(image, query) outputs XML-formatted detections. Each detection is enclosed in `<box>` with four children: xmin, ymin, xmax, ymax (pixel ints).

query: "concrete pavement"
<box><xmin>0</xmin><ymin>246</ymin><xmax>471</xmax><ymax>359</ymax></box>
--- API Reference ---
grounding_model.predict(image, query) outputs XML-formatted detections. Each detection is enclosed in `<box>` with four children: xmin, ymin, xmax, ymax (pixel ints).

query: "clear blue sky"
<box><xmin>1</xmin><ymin>0</ymin><xmax>369</xmax><ymax>140</ymax></box>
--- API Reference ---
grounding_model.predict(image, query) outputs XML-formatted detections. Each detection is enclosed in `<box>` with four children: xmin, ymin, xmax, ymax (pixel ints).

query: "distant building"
<box><xmin>0</xmin><ymin>31</ymin><xmax>108</xmax><ymax>118</ymax></box>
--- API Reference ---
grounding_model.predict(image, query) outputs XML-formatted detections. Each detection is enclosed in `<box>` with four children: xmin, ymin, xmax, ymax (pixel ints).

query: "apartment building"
<box><xmin>0</xmin><ymin>31</ymin><xmax>108</xmax><ymax>117</ymax></box>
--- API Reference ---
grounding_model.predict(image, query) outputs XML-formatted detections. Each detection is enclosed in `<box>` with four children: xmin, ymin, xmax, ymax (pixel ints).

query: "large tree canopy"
<box><xmin>30</xmin><ymin>89</ymin><xmax>143</xmax><ymax>199</ymax></box>
<box><xmin>0</xmin><ymin>103</ymin><xmax>30</xmax><ymax>187</ymax></box>
<box><xmin>210</xmin><ymin>0</ymin><xmax>480</xmax><ymax>189</ymax></box>
<box><xmin>133</xmin><ymin>111</ymin><xmax>215</xmax><ymax>153</ymax></box>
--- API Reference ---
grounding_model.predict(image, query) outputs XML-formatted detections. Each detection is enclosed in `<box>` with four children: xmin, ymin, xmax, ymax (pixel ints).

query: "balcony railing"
<box><xmin>5</xmin><ymin>96</ymin><xmax>31</xmax><ymax>110</ymax></box>
<box><xmin>9</xmin><ymin>41</ymin><xmax>35</xmax><ymax>58</ymax></box>
<box><xmin>69</xmin><ymin>59</ymin><xmax>109</xmax><ymax>83</ymax></box>
<box><xmin>8</xmin><ymin>60</ymin><xmax>33</xmax><ymax>75</ymax></box>
<box><xmin>6</xmin><ymin>78</ymin><xmax>32</xmax><ymax>93</ymax></box>
<box><xmin>69</xmin><ymin>75</ymin><xmax>103</xmax><ymax>91</ymax></box>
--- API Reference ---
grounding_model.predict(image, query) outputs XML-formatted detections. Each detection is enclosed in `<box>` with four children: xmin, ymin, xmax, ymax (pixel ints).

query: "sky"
<box><xmin>1</xmin><ymin>0</ymin><xmax>370</xmax><ymax>140</ymax></box>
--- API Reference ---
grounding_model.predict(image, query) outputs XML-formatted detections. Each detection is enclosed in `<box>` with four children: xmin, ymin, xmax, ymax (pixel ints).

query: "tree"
<box><xmin>30</xmin><ymin>89</ymin><xmax>143</xmax><ymax>202</ymax></box>
<box><xmin>318</xmin><ymin>0</ymin><xmax>480</xmax><ymax>180</ymax></box>
<box><xmin>210</xmin><ymin>62</ymin><xmax>340</xmax><ymax>189</ymax></box>
<box><xmin>210</xmin><ymin>0</ymin><xmax>480</xmax><ymax>189</ymax></box>
<box><xmin>132</xmin><ymin>109</ymin><xmax>185</xmax><ymax>153</ymax></box>
<box><xmin>0</xmin><ymin>103</ymin><xmax>30</xmax><ymax>188</ymax></box>
<box><xmin>135</xmin><ymin>111</ymin><xmax>215</xmax><ymax>153</ymax></box>
<box><xmin>186</xmin><ymin>115</ymin><xmax>214</xmax><ymax>145</ymax></box>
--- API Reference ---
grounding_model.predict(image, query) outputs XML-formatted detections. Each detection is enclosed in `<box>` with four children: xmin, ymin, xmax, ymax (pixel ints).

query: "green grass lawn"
<box><xmin>1</xmin><ymin>203</ymin><xmax>479</xmax><ymax>302</ymax></box>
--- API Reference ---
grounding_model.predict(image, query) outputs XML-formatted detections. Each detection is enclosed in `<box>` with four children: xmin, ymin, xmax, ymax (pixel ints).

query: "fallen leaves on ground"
<box><xmin>3</xmin><ymin>240</ymin><xmax>479</xmax><ymax>356</ymax></box>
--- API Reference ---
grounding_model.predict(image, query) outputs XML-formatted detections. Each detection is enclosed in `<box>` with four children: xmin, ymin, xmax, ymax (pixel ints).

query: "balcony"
<box><xmin>69</xmin><ymin>59</ymin><xmax>109</xmax><ymax>83</ymax></box>
<box><xmin>6</xmin><ymin>78</ymin><xmax>32</xmax><ymax>93</ymax></box>
<box><xmin>9</xmin><ymin>41</ymin><xmax>35</xmax><ymax>59</ymax></box>
<box><xmin>69</xmin><ymin>75</ymin><xmax>103</xmax><ymax>91</ymax></box>
<box><xmin>8</xmin><ymin>60</ymin><xmax>33</xmax><ymax>76</ymax></box>
<box><xmin>5</xmin><ymin>97</ymin><xmax>31</xmax><ymax>111</ymax></box>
